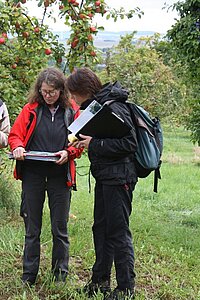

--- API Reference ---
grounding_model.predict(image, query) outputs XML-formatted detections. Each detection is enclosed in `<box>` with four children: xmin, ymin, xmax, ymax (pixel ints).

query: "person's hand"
<box><xmin>68</xmin><ymin>140</ymin><xmax>79</xmax><ymax>148</ymax></box>
<box><xmin>55</xmin><ymin>150</ymin><xmax>68</xmax><ymax>165</ymax></box>
<box><xmin>12</xmin><ymin>147</ymin><xmax>26</xmax><ymax>160</ymax></box>
<box><xmin>77</xmin><ymin>134</ymin><xmax>92</xmax><ymax>149</ymax></box>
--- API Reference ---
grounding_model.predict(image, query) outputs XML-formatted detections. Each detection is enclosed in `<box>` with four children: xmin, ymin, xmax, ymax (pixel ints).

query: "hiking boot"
<box><xmin>80</xmin><ymin>279</ymin><xmax>111</xmax><ymax>298</ymax></box>
<box><xmin>21</xmin><ymin>275</ymin><xmax>36</xmax><ymax>287</ymax></box>
<box><xmin>22</xmin><ymin>279</ymin><xmax>35</xmax><ymax>288</ymax></box>
<box><xmin>104</xmin><ymin>287</ymin><xmax>135</xmax><ymax>300</ymax></box>
<box><xmin>53</xmin><ymin>271</ymin><xmax>67</xmax><ymax>283</ymax></box>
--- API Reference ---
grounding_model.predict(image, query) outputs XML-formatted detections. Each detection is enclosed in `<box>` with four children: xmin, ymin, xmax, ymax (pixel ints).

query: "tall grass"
<box><xmin>0</xmin><ymin>125</ymin><xmax>199</xmax><ymax>299</ymax></box>
<box><xmin>0</xmin><ymin>151</ymin><xmax>21</xmax><ymax>213</ymax></box>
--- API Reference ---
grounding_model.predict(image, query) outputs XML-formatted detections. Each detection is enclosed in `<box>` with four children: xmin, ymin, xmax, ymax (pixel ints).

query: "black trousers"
<box><xmin>20</xmin><ymin>161</ymin><xmax>71</xmax><ymax>283</ymax></box>
<box><xmin>91</xmin><ymin>182</ymin><xmax>136</xmax><ymax>290</ymax></box>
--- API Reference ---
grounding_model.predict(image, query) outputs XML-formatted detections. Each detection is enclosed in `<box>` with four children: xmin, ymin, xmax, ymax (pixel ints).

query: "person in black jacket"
<box><xmin>67</xmin><ymin>67</ymin><xmax>138</xmax><ymax>300</ymax></box>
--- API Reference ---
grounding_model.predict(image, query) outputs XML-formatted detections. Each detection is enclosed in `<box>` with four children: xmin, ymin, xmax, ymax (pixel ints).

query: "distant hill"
<box><xmin>53</xmin><ymin>30</ymin><xmax>157</xmax><ymax>49</ymax></box>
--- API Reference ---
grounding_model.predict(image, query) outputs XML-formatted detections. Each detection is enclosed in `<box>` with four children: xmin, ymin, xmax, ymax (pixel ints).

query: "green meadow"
<box><xmin>0</xmin><ymin>125</ymin><xmax>199</xmax><ymax>300</ymax></box>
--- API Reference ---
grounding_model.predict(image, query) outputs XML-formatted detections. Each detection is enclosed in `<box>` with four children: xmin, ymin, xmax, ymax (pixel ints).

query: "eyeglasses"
<box><xmin>39</xmin><ymin>89</ymin><xmax>59</xmax><ymax>97</ymax></box>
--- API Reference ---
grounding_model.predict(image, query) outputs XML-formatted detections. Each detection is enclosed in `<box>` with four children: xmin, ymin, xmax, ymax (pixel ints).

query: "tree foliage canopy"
<box><xmin>0</xmin><ymin>0</ymin><xmax>143</xmax><ymax>122</ymax></box>
<box><xmin>167</xmin><ymin>0</ymin><xmax>200</xmax><ymax>78</ymax></box>
<box><xmin>167</xmin><ymin>0</ymin><xmax>200</xmax><ymax>144</ymax></box>
<box><xmin>99</xmin><ymin>33</ymin><xmax>186</xmax><ymax>120</ymax></box>
<box><xmin>0</xmin><ymin>0</ymin><xmax>65</xmax><ymax>122</ymax></box>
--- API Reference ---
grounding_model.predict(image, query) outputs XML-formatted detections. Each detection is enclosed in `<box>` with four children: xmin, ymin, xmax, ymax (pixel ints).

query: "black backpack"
<box><xmin>126</xmin><ymin>102</ymin><xmax>163</xmax><ymax>193</ymax></box>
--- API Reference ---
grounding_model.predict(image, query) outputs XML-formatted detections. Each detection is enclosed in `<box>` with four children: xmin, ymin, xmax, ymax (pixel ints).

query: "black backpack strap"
<box><xmin>153</xmin><ymin>160</ymin><xmax>162</xmax><ymax>193</ymax></box>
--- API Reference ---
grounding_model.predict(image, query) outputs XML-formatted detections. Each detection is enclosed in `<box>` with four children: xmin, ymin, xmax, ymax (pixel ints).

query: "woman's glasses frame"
<box><xmin>39</xmin><ymin>89</ymin><xmax>60</xmax><ymax>97</ymax></box>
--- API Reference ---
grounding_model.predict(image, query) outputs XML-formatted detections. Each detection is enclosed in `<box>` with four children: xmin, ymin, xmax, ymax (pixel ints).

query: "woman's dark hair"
<box><xmin>67</xmin><ymin>67</ymin><xmax>102</xmax><ymax>98</ymax></box>
<box><xmin>28</xmin><ymin>67</ymin><xmax>70</xmax><ymax>108</ymax></box>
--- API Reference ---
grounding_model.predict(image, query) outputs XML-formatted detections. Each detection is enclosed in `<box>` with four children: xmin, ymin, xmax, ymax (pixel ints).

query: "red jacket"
<box><xmin>8</xmin><ymin>100</ymin><xmax>82</xmax><ymax>190</ymax></box>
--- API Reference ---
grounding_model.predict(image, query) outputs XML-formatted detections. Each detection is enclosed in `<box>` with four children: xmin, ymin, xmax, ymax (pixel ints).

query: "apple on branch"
<box><xmin>45</xmin><ymin>48</ymin><xmax>52</xmax><ymax>55</ymax></box>
<box><xmin>34</xmin><ymin>27</ymin><xmax>40</xmax><ymax>33</ymax></box>
<box><xmin>11</xmin><ymin>63</ymin><xmax>17</xmax><ymax>69</ymax></box>
<box><xmin>0</xmin><ymin>37</ymin><xmax>5</xmax><ymax>44</ymax></box>
<box><xmin>22</xmin><ymin>31</ymin><xmax>29</xmax><ymax>38</ymax></box>
<box><xmin>2</xmin><ymin>32</ymin><xmax>8</xmax><ymax>38</ymax></box>
<box><xmin>71</xmin><ymin>37</ymin><xmax>79</xmax><ymax>48</ymax></box>
<box><xmin>90</xmin><ymin>50</ymin><xmax>96</xmax><ymax>57</ymax></box>
<box><xmin>90</xmin><ymin>26</ymin><xmax>97</xmax><ymax>32</ymax></box>
<box><xmin>95</xmin><ymin>1</ymin><xmax>101</xmax><ymax>6</ymax></box>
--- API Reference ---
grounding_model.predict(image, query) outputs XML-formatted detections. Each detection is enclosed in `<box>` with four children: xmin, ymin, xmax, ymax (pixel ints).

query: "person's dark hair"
<box><xmin>28</xmin><ymin>67</ymin><xmax>70</xmax><ymax>108</ymax></box>
<box><xmin>67</xmin><ymin>67</ymin><xmax>103</xmax><ymax>98</ymax></box>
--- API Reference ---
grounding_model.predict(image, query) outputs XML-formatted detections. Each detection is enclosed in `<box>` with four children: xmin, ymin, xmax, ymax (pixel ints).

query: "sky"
<box><xmin>26</xmin><ymin>0</ymin><xmax>180</xmax><ymax>34</ymax></box>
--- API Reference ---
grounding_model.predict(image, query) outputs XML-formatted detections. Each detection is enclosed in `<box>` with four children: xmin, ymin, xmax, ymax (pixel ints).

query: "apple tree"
<box><xmin>31</xmin><ymin>0</ymin><xmax>143</xmax><ymax>72</ymax></box>
<box><xmin>166</xmin><ymin>0</ymin><xmax>200</xmax><ymax>144</ymax></box>
<box><xmin>0</xmin><ymin>0</ymin><xmax>143</xmax><ymax>121</ymax></box>
<box><xmin>0</xmin><ymin>0</ymin><xmax>65</xmax><ymax>122</ymax></box>
<box><xmin>99</xmin><ymin>33</ymin><xmax>186</xmax><ymax>120</ymax></box>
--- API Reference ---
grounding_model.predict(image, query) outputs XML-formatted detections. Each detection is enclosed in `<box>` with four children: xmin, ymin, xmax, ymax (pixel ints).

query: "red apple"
<box><xmin>11</xmin><ymin>63</ymin><xmax>17</xmax><ymax>69</ymax></box>
<box><xmin>34</xmin><ymin>27</ymin><xmax>40</xmax><ymax>33</ymax></box>
<box><xmin>90</xmin><ymin>26</ymin><xmax>97</xmax><ymax>32</ymax></box>
<box><xmin>2</xmin><ymin>32</ymin><xmax>8</xmax><ymax>38</ymax></box>
<box><xmin>45</xmin><ymin>48</ymin><xmax>52</xmax><ymax>55</ymax></box>
<box><xmin>22</xmin><ymin>31</ymin><xmax>29</xmax><ymax>38</ymax></box>
<box><xmin>71</xmin><ymin>38</ymin><xmax>79</xmax><ymax>48</ymax></box>
<box><xmin>95</xmin><ymin>1</ymin><xmax>101</xmax><ymax>6</ymax></box>
<box><xmin>88</xmin><ymin>13</ymin><xmax>93</xmax><ymax>18</ymax></box>
<box><xmin>0</xmin><ymin>37</ymin><xmax>5</xmax><ymax>44</ymax></box>
<box><xmin>79</xmin><ymin>13</ymin><xmax>86</xmax><ymax>19</ymax></box>
<box><xmin>90</xmin><ymin>51</ymin><xmax>96</xmax><ymax>57</ymax></box>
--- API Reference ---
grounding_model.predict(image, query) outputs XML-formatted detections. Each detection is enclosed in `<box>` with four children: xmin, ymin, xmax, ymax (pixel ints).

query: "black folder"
<box><xmin>68</xmin><ymin>100</ymin><xmax>131</xmax><ymax>139</ymax></box>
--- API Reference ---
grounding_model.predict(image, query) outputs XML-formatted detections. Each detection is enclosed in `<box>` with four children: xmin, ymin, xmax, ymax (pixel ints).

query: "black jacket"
<box><xmin>83</xmin><ymin>81</ymin><xmax>138</xmax><ymax>185</ymax></box>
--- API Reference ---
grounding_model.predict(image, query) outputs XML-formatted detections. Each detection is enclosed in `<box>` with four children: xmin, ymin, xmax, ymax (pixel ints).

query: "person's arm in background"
<box><xmin>0</xmin><ymin>102</ymin><xmax>10</xmax><ymax>148</ymax></box>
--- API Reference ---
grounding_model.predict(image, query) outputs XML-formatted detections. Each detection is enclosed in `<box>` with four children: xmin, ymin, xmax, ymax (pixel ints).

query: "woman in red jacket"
<box><xmin>8</xmin><ymin>67</ymin><xmax>82</xmax><ymax>286</ymax></box>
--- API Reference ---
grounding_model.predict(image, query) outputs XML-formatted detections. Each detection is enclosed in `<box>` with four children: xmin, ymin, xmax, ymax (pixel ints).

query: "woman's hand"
<box><xmin>55</xmin><ymin>150</ymin><xmax>68</xmax><ymax>165</ymax></box>
<box><xmin>77</xmin><ymin>134</ymin><xmax>92</xmax><ymax>149</ymax></box>
<box><xmin>12</xmin><ymin>147</ymin><xmax>26</xmax><ymax>160</ymax></box>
